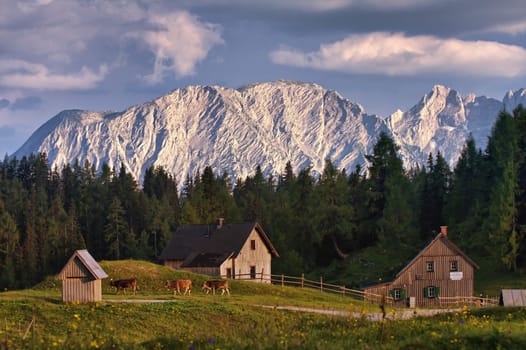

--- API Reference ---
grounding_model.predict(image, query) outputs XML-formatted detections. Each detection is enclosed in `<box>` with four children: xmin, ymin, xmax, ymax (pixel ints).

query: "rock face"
<box><xmin>12</xmin><ymin>80</ymin><xmax>526</xmax><ymax>188</ymax></box>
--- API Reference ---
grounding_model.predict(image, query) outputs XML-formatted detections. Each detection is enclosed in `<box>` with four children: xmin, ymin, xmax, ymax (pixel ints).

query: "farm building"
<box><xmin>57</xmin><ymin>249</ymin><xmax>108</xmax><ymax>303</ymax></box>
<box><xmin>363</xmin><ymin>226</ymin><xmax>479</xmax><ymax>307</ymax></box>
<box><xmin>160</xmin><ymin>220</ymin><xmax>279</xmax><ymax>282</ymax></box>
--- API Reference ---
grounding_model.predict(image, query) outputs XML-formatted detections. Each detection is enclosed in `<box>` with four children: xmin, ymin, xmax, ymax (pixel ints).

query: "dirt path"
<box><xmin>256</xmin><ymin>305</ymin><xmax>461</xmax><ymax>321</ymax></box>
<box><xmin>104</xmin><ymin>299</ymin><xmax>175</xmax><ymax>303</ymax></box>
<box><xmin>103</xmin><ymin>299</ymin><xmax>460</xmax><ymax>321</ymax></box>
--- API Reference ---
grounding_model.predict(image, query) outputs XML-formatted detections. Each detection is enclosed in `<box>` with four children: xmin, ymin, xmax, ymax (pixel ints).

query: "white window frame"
<box><xmin>426</xmin><ymin>261</ymin><xmax>434</xmax><ymax>272</ymax></box>
<box><xmin>427</xmin><ymin>286</ymin><xmax>437</xmax><ymax>298</ymax></box>
<box><xmin>393</xmin><ymin>288</ymin><xmax>402</xmax><ymax>301</ymax></box>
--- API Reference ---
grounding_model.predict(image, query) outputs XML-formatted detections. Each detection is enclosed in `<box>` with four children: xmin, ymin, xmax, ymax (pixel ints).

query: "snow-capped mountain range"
<box><xmin>13</xmin><ymin>81</ymin><xmax>526</xmax><ymax>189</ymax></box>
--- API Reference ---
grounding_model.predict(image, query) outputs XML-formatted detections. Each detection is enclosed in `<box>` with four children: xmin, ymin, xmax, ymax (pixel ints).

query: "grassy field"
<box><xmin>0</xmin><ymin>260</ymin><xmax>525</xmax><ymax>349</ymax></box>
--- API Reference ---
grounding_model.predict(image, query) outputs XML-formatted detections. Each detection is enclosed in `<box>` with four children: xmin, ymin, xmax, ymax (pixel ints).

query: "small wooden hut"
<box><xmin>57</xmin><ymin>250</ymin><xmax>108</xmax><ymax>303</ymax></box>
<box><xmin>500</xmin><ymin>289</ymin><xmax>526</xmax><ymax>306</ymax></box>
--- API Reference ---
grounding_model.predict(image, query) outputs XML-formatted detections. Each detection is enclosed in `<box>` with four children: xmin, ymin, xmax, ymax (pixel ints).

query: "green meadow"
<box><xmin>0</xmin><ymin>260</ymin><xmax>525</xmax><ymax>349</ymax></box>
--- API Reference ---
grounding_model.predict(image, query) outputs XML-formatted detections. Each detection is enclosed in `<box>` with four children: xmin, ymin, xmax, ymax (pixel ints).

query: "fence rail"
<box><xmin>224</xmin><ymin>271</ymin><xmax>499</xmax><ymax>308</ymax></box>
<box><xmin>439</xmin><ymin>295</ymin><xmax>499</xmax><ymax>307</ymax></box>
<box><xmin>222</xmin><ymin>272</ymin><xmax>393</xmax><ymax>305</ymax></box>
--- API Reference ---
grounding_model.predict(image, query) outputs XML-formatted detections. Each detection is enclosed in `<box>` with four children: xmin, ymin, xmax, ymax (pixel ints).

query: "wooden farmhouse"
<box><xmin>363</xmin><ymin>226</ymin><xmax>479</xmax><ymax>307</ymax></box>
<box><xmin>57</xmin><ymin>249</ymin><xmax>108</xmax><ymax>303</ymax></box>
<box><xmin>160</xmin><ymin>220</ymin><xmax>279</xmax><ymax>282</ymax></box>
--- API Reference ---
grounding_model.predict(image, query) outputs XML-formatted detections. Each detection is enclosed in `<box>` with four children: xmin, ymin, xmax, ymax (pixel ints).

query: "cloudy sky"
<box><xmin>1</xmin><ymin>0</ymin><xmax>525</xmax><ymax>155</ymax></box>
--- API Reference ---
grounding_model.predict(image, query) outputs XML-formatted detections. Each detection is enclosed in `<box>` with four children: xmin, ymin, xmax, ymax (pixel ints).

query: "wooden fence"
<box><xmin>224</xmin><ymin>272</ymin><xmax>393</xmax><ymax>305</ymax></box>
<box><xmin>227</xmin><ymin>271</ymin><xmax>499</xmax><ymax>308</ymax></box>
<box><xmin>438</xmin><ymin>295</ymin><xmax>499</xmax><ymax>307</ymax></box>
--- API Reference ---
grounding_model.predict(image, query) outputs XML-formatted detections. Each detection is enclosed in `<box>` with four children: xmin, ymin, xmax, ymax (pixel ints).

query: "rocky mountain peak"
<box><xmin>13</xmin><ymin>80</ymin><xmax>521</xmax><ymax>188</ymax></box>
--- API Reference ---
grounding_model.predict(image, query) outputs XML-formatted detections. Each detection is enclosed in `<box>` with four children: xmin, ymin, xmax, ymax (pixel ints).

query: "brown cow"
<box><xmin>165</xmin><ymin>279</ymin><xmax>192</xmax><ymax>296</ymax></box>
<box><xmin>110</xmin><ymin>278</ymin><xmax>137</xmax><ymax>295</ymax></box>
<box><xmin>202</xmin><ymin>280</ymin><xmax>230</xmax><ymax>295</ymax></box>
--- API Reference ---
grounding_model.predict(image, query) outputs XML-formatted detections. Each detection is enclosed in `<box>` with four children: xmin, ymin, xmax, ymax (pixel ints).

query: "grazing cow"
<box><xmin>110</xmin><ymin>278</ymin><xmax>137</xmax><ymax>295</ymax></box>
<box><xmin>202</xmin><ymin>280</ymin><xmax>230</xmax><ymax>295</ymax></box>
<box><xmin>165</xmin><ymin>279</ymin><xmax>192</xmax><ymax>296</ymax></box>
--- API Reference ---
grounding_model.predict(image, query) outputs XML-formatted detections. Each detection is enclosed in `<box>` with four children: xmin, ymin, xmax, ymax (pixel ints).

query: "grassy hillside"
<box><xmin>1</xmin><ymin>260</ymin><xmax>525</xmax><ymax>349</ymax></box>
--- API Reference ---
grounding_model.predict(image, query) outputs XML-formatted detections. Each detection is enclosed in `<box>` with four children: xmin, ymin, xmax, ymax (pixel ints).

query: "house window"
<box><xmin>226</xmin><ymin>268</ymin><xmax>232</xmax><ymax>279</ymax></box>
<box><xmin>450</xmin><ymin>260</ymin><xmax>458</xmax><ymax>272</ymax></box>
<box><xmin>390</xmin><ymin>288</ymin><xmax>406</xmax><ymax>301</ymax></box>
<box><xmin>250</xmin><ymin>266</ymin><xmax>256</xmax><ymax>279</ymax></box>
<box><xmin>424</xmin><ymin>286</ymin><xmax>440</xmax><ymax>298</ymax></box>
<box><xmin>250</xmin><ymin>239</ymin><xmax>256</xmax><ymax>250</ymax></box>
<box><xmin>426</xmin><ymin>261</ymin><xmax>434</xmax><ymax>272</ymax></box>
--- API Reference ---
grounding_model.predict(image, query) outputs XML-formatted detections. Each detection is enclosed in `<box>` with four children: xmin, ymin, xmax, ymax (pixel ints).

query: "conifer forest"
<box><xmin>0</xmin><ymin>107</ymin><xmax>525</xmax><ymax>290</ymax></box>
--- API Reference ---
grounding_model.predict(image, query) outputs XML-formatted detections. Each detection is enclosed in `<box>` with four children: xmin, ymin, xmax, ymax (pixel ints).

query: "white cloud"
<box><xmin>0</xmin><ymin>60</ymin><xmax>108</xmax><ymax>90</ymax></box>
<box><xmin>180</xmin><ymin>0</ymin><xmax>439</xmax><ymax>11</ymax></box>
<box><xmin>270</xmin><ymin>32</ymin><xmax>526</xmax><ymax>77</ymax></box>
<box><xmin>135</xmin><ymin>11</ymin><xmax>223</xmax><ymax>83</ymax></box>
<box><xmin>485</xmin><ymin>20</ymin><xmax>526</xmax><ymax>35</ymax></box>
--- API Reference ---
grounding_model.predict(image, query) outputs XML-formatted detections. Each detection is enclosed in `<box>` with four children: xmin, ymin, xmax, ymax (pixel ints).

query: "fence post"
<box><xmin>301</xmin><ymin>273</ymin><xmax>304</xmax><ymax>288</ymax></box>
<box><xmin>260</xmin><ymin>268</ymin><xmax>264</xmax><ymax>282</ymax></box>
<box><xmin>32</xmin><ymin>316</ymin><xmax>36</xmax><ymax>349</ymax></box>
<box><xmin>341</xmin><ymin>286</ymin><xmax>345</xmax><ymax>296</ymax></box>
<box><xmin>320</xmin><ymin>276</ymin><xmax>323</xmax><ymax>292</ymax></box>
<box><xmin>4</xmin><ymin>318</ymin><xmax>7</xmax><ymax>349</ymax></box>
<box><xmin>281</xmin><ymin>274</ymin><xmax>284</xmax><ymax>287</ymax></box>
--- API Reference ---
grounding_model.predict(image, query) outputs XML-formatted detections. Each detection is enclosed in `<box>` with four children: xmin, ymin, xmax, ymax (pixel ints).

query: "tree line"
<box><xmin>0</xmin><ymin>106</ymin><xmax>525</xmax><ymax>289</ymax></box>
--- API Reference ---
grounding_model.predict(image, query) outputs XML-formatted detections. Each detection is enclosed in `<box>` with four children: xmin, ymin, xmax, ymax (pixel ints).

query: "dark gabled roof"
<box><xmin>181</xmin><ymin>252</ymin><xmax>234</xmax><ymax>268</ymax></box>
<box><xmin>396</xmin><ymin>232</ymin><xmax>479</xmax><ymax>278</ymax></box>
<box><xmin>56</xmin><ymin>249</ymin><xmax>108</xmax><ymax>280</ymax></box>
<box><xmin>160</xmin><ymin>222</ymin><xmax>279</xmax><ymax>263</ymax></box>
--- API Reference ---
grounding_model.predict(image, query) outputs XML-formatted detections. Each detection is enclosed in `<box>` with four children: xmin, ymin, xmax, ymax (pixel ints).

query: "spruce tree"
<box><xmin>0</xmin><ymin>201</ymin><xmax>21</xmax><ymax>289</ymax></box>
<box><xmin>104</xmin><ymin>197</ymin><xmax>128</xmax><ymax>260</ymax></box>
<box><xmin>313</xmin><ymin>159</ymin><xmax>355</xmax><ymax>264</ymax></box>
<box><xmin>483</xmin><ymin>111</ymin><xmax>520</xmax><ymax>270</ymax></box>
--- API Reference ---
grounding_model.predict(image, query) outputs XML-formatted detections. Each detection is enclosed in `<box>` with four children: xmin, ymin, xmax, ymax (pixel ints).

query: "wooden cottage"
<box><xmin>57</xmin><ymin>249</ymin><xmax>108</xmax><ymax>303</ymax></box>
<box><xmin>160</xmin><ymin>220</ymin><xmax>279</xmax><ymax>282</ymax></box>
<box><xmin>364</xmin><ymin>226</ymin><xmax>479</xmax><ymax>307</ymax></box>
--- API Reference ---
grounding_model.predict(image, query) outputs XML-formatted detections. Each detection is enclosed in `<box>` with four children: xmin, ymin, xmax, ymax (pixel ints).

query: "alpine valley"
<box><xmin>12</xmin><ymin>80</ymin><xmax>526</xmax><ymax>188</ymax></box>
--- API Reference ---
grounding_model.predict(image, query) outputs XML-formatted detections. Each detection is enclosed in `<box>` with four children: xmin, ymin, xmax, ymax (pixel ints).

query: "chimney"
<box><xmin>440</xmin><ymin>226</ymin><xmax>447</xmax><ymax>236</ymax></box>
<box><xmin>217</xmin><ymin>218</ymin><xmax>224</xmax><ymax>229</ymax></box>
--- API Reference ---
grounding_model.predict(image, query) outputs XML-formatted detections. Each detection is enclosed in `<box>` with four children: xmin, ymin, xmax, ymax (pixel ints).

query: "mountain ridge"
<box><xmin>13</xmin><ymin>81</ymin><xmax>526</xmax><ymax>188</ymax></box>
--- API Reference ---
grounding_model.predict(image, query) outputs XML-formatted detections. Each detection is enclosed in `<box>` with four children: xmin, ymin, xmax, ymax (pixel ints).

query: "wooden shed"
<box><xmin>500</xmin><ymin>289</ymin><xmax>526</xmax><ymax>306</ymax></box>
<box><xmin>364</xmin><ymin>226</ymin><xmax>479</xmax><ymax>307</ymax></box>
<box><xmin>160</xmin><ymin>220</ymin><xmax>279</xmax><ymax>282</ymax></box>
<box><xmin>57</xmin><ymin>250</ymin><xmax>108</xmax><ymax>303</ymax></box>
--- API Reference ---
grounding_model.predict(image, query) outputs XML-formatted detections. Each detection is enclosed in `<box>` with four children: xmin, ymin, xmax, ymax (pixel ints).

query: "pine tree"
<box><xmin>313</xmin><ymin>159</ymin><xmax>355</xmax><ymax>264</ymax></box>
<box><xmin>483</xmin><ymin>111</ymin><xmax>520</xmax><ymax>270</ymax></box>
<box><xmin>445</xmin><ymin>136</ymin><xmax>485</xmax><ymax>249</ymax></box>
<box><xmin>365</xmin><ymin>132</ymin><xmax>417</xmax><ymax>248</ymax></box>
<box><xmin>290</xmin><ymin>166</ymin><xmax>317</xmax><ymax>270</ymax></box>
<box><xmin>513</xmin><ymin>105</ymin><xmax>526</xmax><ymax>269</ymax></box>
<box><xmin>0</xmin><ymin>200</ymin><xmax>21</xmax><ymax>289</ymax></box>
<box><xmin>419</xmin><ymin>152</ymin><xmax>451</xmax><ymax>241</ymax></box>
<box><xmin>104</xmin><ymin>197</ymin><xmax>128</xmax><ymax>260</ymax></box>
